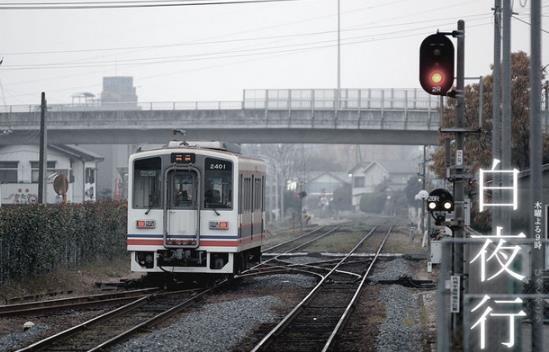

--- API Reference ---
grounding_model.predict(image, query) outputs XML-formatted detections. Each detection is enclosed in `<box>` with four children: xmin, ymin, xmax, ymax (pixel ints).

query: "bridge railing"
<box><xmin>0</xmin><ymin>88</ymin><xmax>441</xmax><ymax>113</ymax></box>
<box><xmin>243</xmin><ymin>88</ymin><xmax>441</xmax><ymax>110</ymax></box>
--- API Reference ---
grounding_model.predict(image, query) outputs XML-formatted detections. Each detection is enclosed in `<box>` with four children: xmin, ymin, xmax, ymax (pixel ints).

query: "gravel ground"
<box><xmin>369</xmin><ymin>258</ymin><xmax>410</xmax><ymax>281</ymax></box>
<box><xmin>112</xmin><ymin>296</ymin><xmax>281</xmax><ymax>352</ymax></box>
<box><xmin>242</xmin><ymin>273</ymin><xmax>317</xmax><ymax>290</ymax></box>
<box><xmin>375</xmin><ymin>285</ymin><xmax>423</xmax><ymax>352</ymax></box>
<box><xmin>0</xmin><ymin>322</ymin><xmax>50</xmax><ymax>352</ymax></box>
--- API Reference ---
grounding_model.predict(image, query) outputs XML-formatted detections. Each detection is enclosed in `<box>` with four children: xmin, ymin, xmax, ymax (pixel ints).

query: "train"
<box><xmin>127</xmin><ymin>141</ymin><xmax>266</xmax><ymax>277</ymax></box>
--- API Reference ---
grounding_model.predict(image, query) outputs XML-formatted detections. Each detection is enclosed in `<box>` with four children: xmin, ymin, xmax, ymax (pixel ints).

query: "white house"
<box><xmin>0</xmin><ymin>145</ymin><xmax>103</xmax><ymax>205</ymax></box>
<box><xmin>348</xmin><ymin>162</ymin><xmax>389</xmax><ymax>209</ymax></box>
<box><xmin>349</xmin><ymin>160</ymin><xmax>419</xmax><ymax>210</ymax></box>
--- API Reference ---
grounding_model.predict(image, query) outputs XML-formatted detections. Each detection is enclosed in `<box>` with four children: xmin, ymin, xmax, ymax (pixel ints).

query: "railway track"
<box><xmin>250</xmin><ymin>225</ymin><xmax>394</xmax><ymax>352</ymax></box>
<box><xmin>14</xmin><ymin>225</ymin><xmax>348</xmax><ymax>352</ymax></box>
<box><xmin>15</xmin><ymin>286</ymin><xmax>218</xmax><ymax>352</ymax></box>
<box><xmin>0</xmin><ymin>288</ymin><xmax>161</xmax><ymax>317</ymax></box>
<box><xmin>261</xmin><ymin>224</ymin><xmax>344</xmax><ymax>254</ymax></box>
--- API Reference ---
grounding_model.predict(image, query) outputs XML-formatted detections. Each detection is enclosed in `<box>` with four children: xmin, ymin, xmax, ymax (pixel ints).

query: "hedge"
<box><xmin>0</xmin><ymin>201</ymin><xmax>127</xmax><ymax>283</ymax></box>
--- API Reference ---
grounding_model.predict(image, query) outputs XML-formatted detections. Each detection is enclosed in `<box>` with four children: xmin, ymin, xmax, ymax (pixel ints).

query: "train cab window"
<box><xmin>168</xmin><ymin>170</ymin><xmax>197</xmax><ymax>209</ymax></box>
<box><xmin>204</xmin><ymin>158</ymin><xmax>233</xmax><ymax>209</ymax></box>
<box><xmin>133</xmin><ymin>157</ymin><xmax>161</xmax><ymax>209</ymax></box>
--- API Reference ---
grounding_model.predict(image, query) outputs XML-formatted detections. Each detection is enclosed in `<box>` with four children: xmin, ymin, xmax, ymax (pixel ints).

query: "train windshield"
<box><xmin>204</xmin><ymin>158</ymin><xmax>232</xmax><ymax>209</ymax></box>
<box><xmin>168</xmin><ymin>170</ymin><xmax>198</xmax><ymax>209</ymax></box>
<box><xmin>133</xmin><ymin>157</ymin><xmax>161</xmax><ymax>209</ymax></box>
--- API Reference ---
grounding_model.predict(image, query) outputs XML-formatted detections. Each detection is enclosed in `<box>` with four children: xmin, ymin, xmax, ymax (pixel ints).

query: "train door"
<box><xmin>164</xmin><ymin>168</ymin><xmax>200</xmax><ymax>248</ymax></box>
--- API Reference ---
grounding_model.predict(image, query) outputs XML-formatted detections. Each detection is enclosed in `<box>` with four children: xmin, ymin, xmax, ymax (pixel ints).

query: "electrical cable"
<box><xmin>2</xmin><ymin>20</ymin><xmax>493</xmax><ymax>101</ymax></box>
<box><xmin>512</xmin><ymin>15</ymin><xmax>549</xmax><ymax>34</ymax></box>
<box><xmin>0</xmin><ymin>16</ymin><xmax>492</xmax><ymax>70</ymax></box>
<box><xmin>0</xmin><ymin>0</ymin><xmax>296</xmax><ymax>9</ymax></box>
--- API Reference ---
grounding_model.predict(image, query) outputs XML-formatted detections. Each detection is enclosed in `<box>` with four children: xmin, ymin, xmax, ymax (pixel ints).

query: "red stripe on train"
<box><xmin>127</xmin><ymin>236</ymin><xmax>263</xmax><ymax>247</ymax></box>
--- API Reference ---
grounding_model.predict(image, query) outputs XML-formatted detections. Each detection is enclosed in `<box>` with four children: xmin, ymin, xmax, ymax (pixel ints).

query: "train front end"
<box><xmin>127</xmin><ymin>146</ymin><xmax>263</xmax><ymax>276</ymax></box>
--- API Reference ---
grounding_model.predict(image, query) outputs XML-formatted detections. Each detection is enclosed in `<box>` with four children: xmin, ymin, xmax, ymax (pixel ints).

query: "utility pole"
<box><xmin>421</xmin><ymin>145</ymin><xmax>426</xmax><ymax>237</ymax></box>
<box><xmin>544</xmin><ymin>81</ymin><xmax>549</xmax><ymax>133</ymax></box>
<box><xmin>337</xmin><ymin>0</ymin><xmax>341</xmax><ymax>108</ymax></box>
<box><xmin>38</xmin><ymin>92</ymin><xmax>47</xmax><ymax>204</ymax></box>
<box><xmin>502</xmin><ymin>0</ymin><xmax>512</xmax><ymax>233</ymax></box>
<box><xmin>492</xmin><ymin>0</ymin><xmax>502</xmax><ymax>236</ymax></box>
<box><xmin>529</xmin><ymin>0</ymin><xmax>544</xmax><ymax>349</ymax></box>
<box><xmin>452</xmin><ymin>21</ymin><xmax>465</xmax><ymax>350</ymax></box>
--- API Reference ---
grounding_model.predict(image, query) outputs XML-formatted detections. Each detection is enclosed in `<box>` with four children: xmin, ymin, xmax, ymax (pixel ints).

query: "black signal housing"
<box><xmin>419</xmin><ymin>33</ymin><xmax>455</xmax><ymax>95</ymax></box>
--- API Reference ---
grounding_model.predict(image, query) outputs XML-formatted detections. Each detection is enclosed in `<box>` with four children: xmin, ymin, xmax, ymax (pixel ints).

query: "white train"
<box><xmin>127</xmin><ymin>141</ymin><xmax>265</xmax><ymax>276</ymax></box>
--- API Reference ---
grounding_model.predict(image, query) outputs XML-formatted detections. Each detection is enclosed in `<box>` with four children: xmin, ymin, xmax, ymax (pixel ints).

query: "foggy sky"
<box><xmin>0</xmin><ymin>0</ymin><xmax>546</xmax><ymax>104</ymax></box>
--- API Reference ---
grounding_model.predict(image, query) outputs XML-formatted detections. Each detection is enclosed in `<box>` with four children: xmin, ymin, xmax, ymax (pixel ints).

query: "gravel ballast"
<box><xmin>375</xmin><ymin>285</ymin><xmax>423</xmax><ymax>352</ymax></box>
<box><xmin>369</xmin><ymin>257</ymin><xmax>410</xmax><ymax>281</ymax></box>
<box><xmin>112</xmin><ymin>296</ymin><xmax>282</xmax><ymax>352</ymax></box>
<box><xmin>0</xmin><ymin>323</ymin><xmax>50</xmax><ymax>352</ymax></box>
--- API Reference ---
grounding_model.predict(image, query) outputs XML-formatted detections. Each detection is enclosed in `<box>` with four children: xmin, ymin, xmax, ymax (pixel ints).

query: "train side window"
<box><xmin>254</xmin><ymin>177</ymin><xmax>262</xmax><ymax>210</ymax></box>
<box><xmin>204</xmin><ymin>158</ymin><xmax>233</xmax><ymax>209</ymax></box>
<box><xmin>133</xmin><ymin>157</ymin><xmax>161</xmax><ymax>209</ymax></box>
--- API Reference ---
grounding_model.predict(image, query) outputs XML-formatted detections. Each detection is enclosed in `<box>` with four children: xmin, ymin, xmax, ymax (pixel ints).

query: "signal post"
<box><xmin>420</xmin><ymin>20</ymin><xmax>469</xmax><ymax>350</ymax></box>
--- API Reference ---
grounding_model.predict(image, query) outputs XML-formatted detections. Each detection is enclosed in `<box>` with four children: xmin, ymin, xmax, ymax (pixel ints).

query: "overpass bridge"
<box><xmin>0</xmin><ymin>88</ymin><xmax>443</xmax><ymax>145</ymax></box>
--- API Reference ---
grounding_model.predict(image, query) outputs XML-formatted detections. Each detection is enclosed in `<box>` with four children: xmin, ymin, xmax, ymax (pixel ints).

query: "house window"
<box><xmin>30</xmin><ymin>161</ymin><xmax>57</xmax><ymax>183</ymax></box>
<box><xmin>0</xmin><ymin>161</ymin><xmax>18</xmax><ymax>183</ymax></box>
<box><xmin>85</xmin><ymin>168</ymin><xmax>95</xmax><ymax>184</ymax></box>
<box><xmin>353</xmin><ymin>176</ymin><xmax>365</xmax><ymax>188</ymax></box>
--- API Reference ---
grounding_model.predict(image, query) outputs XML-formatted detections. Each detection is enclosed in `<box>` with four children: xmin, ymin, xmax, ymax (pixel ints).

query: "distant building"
<box><xmin>348</xmin><ymin>159</ymin><xmax>417</xmax><ymax>209</ymax></box>
<box><xmin>0</xmin><ymin>145</ymin><xmax>103</xmax><ymax>204</ymax></box>
<box><xmin>100</xmin><ymin>76</ymin><xmax>138</xmax><ymax>110</ymax></box>
<box><xmin>348</xmin><ymin>162</ymin><xmax>389</xmax><ymax>209</ymax></box>
<box><xmin>305</xmin><ymin>171</ymin><xmax>349</xmax><ymax>197</ymax></box>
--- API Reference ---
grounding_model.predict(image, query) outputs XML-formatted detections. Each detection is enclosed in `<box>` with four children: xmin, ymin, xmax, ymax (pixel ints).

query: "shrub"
<box><xmin>359</xmin><ymin>193</ymin><xmax>387</xmax><ymax>214</ymax></box>
<box><xmin>0</xmin><ymin>201</ymin><xmax>127</xmax><ymax>283</ymax></box>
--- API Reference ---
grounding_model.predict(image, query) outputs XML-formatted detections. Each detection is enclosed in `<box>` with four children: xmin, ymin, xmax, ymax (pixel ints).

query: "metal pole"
<box><xmin>421</xmin><ymin>145</ymin><xmax>426</xmax><ymax>237</ymax></box>
<box><xmin>529</xmin><ymin>0</ymin><xmax>544</xmax><ymax>349</ymax></box>
<box><xmin>453</xmin><ymin>20</ymin><xmax>465</xmax><ymax>350</ymax></box>
<box><xmin>492</xmin><ymin>0</ymin><xmax>502</xmax><ymax>235</ymax></box>
<box><xmin>545</xmin><ymin>81</ymin><xmax>549</xmax><ymax>133</ymax></box>
<box><xmin>337</xmin><ymin>0</ymin><xmax>341</xmax><ymax>103</ymax></box>
<box><xmin>502</xmin><ymin>0</ymin><xmax>511</xmax><ymax>233</ymax></box>
<box><xmin>38</xmin><ymin>92</ymin><xmax>47</xmax><ymax>204</ymax></box>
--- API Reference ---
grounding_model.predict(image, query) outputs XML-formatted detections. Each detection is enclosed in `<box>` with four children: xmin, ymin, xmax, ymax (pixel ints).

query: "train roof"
<box><xmin>130</xmin><ymin>141</ymin><xmax>265</xmax><ymax>166</ymax></box>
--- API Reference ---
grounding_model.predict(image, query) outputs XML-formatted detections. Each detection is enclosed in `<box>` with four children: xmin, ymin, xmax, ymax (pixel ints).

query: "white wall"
<box><xmin>0</xmin><ymin>145</ymin><xmax>94</xmax><ymax>204</ymax></box>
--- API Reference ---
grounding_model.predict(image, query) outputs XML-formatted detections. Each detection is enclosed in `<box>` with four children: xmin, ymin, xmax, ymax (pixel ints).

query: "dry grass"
<box><xmin>0</xmin><ymin>256</ymin><xmax>132</xmax><ymax>303</ymax></box>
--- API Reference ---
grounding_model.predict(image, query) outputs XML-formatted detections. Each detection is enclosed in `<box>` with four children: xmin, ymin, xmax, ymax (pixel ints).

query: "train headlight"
<box><xmin>428</xmin><ymin>202</ymin><xmax>437</xmax><ymax>210</ymax></box>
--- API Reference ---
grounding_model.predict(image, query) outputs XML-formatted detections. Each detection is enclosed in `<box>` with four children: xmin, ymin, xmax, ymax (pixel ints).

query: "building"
<box><xmin>0</xmin><ymin>145</ymin><xmax>103</xmax><ymax>204</ymax></box>
<box><xmin>305</xmin><ymin>172</ymin><xmax>349</xmax><ymax>197</ymax></box>
<box><xmin>100</xmin><ymin>76</ymin><xmax>138</xmax><ymax>110</ymax></box>
<box><xmin>348</xmin><ymin>162</ymin><xmax>389</xmax><ymax>209</ymax></box>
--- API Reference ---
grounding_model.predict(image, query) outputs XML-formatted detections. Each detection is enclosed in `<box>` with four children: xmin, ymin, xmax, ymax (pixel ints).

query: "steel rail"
<box><xmin>321</xmin><ymin>225</ymin><xmax>393</xmax><ymax>352</ymax></box>
<box><xmin>250</xmin><ymin>226</ymin><xmax>378</xmax><ymax>352</ymax></box>
<box><xmin>262</xmin><ymin>225</ymin><xmax>323</xmax><ymax>252</ymax></box>
<box><xmin>15</xmin><ymin>287</ymin><xmax>207</xmax><ymax>352</ymax></box>
<box><xmin>272</xmin><ymin>258</ymin><xmax>362</xmax><ymax>280</ymax></box>
<box><xmin>0</xmin><ymin>288</ymin><xmax>157</xmax><ymax>312</ymax></box>
<box><xmin>244</xmin><ymin>225</ymin><xmax>342</xmax><ymax>274</ymax></box>
<box><xmin>0</xmin><ymin>288</ymin><xmax>160</xmax><ymax>316</ymax></box>
<box><xmin>17</xmin><ymin>226</ymin><xmax>346</xmax><ymax>351</ymax></box>
<box><xmin>86</xmin><ymin>279</ymin><xmax>229</xmax><ymax>352</ymax></box>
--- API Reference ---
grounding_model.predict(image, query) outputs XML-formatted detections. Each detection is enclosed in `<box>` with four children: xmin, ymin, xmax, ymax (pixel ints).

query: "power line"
<box><xmin>2</xmin><ymin>20</ymin><xmax>493</xmax><ymax>101</ymax></box>
<box><xmin>0</xmin><ymin>0</ymin><xmax>296</xmax><ymax>9</ymax></box>
<box><xmin>512</xmin><ymin>15</ymin><xmax>549</xmax><ymax>33</ymax></box>
<box><xmin>2</xmin><ymin>12</ymin><xmax>491</xmax><ymax>56</ymax></box>
<box><xmin>1</xmin><ymin>15</ymin><xmax>492</xmax><ymax>70</ymax></box>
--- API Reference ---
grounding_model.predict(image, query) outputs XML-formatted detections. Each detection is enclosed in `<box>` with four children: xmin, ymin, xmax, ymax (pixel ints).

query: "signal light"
<box><xmin>427</xmin><ymin>188</ymin><xmax>454</xmax><ymax>212</ymax></box>
<box><xmin>419</xmin><ymin>33</ymin><xmax>455</xmax><ymax>95</ymax></box>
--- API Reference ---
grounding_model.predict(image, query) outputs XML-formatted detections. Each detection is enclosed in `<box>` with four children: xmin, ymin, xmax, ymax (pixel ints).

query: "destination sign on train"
<box><xmin>171</xmin><ymin>153</ymin><xmax>195</xmax><ymax>164</ymax></box>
